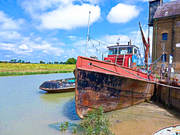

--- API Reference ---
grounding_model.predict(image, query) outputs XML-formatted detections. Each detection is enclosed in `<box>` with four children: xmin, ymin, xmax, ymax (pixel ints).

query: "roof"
<box><xmin>154</xmin><ymin>0</ymin><xmax>180</xmax><ymax>19</ymax></box>
<box><xmin>107</xmin><ymin>45</ymin><xmax>139</xmax><ymax>49</ymax></box>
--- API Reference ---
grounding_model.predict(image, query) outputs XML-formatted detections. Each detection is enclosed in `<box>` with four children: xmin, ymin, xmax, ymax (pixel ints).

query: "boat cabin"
<box><xmin>104</xmin><ymin>44</ymin><xmax>140</xmax><ymax>67</ymax></box>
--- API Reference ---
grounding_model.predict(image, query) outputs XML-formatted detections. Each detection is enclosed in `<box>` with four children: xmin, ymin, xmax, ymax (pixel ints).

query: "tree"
<box><xmin>40</xmin><ymin>61</ymin><xmax>45</xmax><ymax>64</ymax></box>
<box><xmin>54</xmin><ymin>61</ymin><xmax>59</xmax><ymax>64</ymax></box>
<box><xmin>65</xmin><ymin>58</ymin><xmax>76</xmax><ymax>64</ymax></box>
<box><xmin>10</xmin><ymin>59</ymin><xmax>17</xmax><ymax>63</ymax></box>
<box><xmin>60</xmin><ymin>62</ymin><xmax>65</xmax><ymax>64</ymax></box>
<box><xmin>18</xmin><ymin>59</ymin><xmax>22</xmax><ymax>63</ymax></box>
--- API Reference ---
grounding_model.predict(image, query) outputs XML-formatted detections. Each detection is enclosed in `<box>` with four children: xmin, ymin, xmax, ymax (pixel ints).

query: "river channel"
<box><xmin>1</xmin><ymin>73</ymin><xmax>180</xmax><ymax>135</ymax></box>
<box><xmin>0</xmin><ymin>73</ymin><xmax>79</xmax><ymax>135</ymax></box>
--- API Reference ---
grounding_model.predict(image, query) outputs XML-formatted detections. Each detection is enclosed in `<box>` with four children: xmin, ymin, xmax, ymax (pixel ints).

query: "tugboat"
<box><xmin>75</xmin><ymin>40</ymin><xmax>155</xmax><ymax>118</ymax></box>
<box><xmin>39</xmin><ymin>78</ymin><xmax>75</xmax><ymax>93</ymax></box>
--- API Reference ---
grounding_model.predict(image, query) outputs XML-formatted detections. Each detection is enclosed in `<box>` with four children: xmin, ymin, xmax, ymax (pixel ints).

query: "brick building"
<box><xmin>151</xmin><ymin>0</ymin><xmax>180</xmax><ymax>66</ymax></box>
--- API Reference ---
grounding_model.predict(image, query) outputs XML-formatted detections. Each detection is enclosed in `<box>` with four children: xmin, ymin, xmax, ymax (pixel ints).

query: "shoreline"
<box><xmin>0</xmin><ymin>70</ymin><xmax>73</xmax><ymax>76</ymax></box>
<box><xmin>0</xmin><ymin>63</ymin><xmax>75</xmax><ymax>76</ymax></box>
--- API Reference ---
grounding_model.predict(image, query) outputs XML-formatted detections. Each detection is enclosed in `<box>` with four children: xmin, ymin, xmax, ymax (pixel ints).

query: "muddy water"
<box><xmin>0</xmin><ymin>73</ymin><xmax>79</xmax><ymax>135</ymax></box>
<box><xmin>0</xmin><ymin>73</ymin><xmax>179</xmax><ymax>135</ymax></box>
<box><xmin>107</xmin><ymin>102</ymin><xmax>180</xmax><ymax>135</ymax></box>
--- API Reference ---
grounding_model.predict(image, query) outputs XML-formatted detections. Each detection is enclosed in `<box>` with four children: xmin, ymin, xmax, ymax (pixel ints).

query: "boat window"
<box><xmin>134</xmin><ymin>48</ymin><xmax>137</xmax><ymax>54</ymax></box>
<box><xmin>120</xmin><ymin>49</ymin><xmax>128</xmax><ymax>54</ymax></box>
<box><xmin>108</xmin><ymin>48</ymin><xmax>118</xmax><ymax>55</ymax></box>
<box><xmin>119</xmin><ymin>47</ymin><xmax>132</xmax><ymax>54</ymax></box>
<box><xmin>128</xmin><ymin>47</ymin><xmax>133</xmax><ymax>53</ymax></box>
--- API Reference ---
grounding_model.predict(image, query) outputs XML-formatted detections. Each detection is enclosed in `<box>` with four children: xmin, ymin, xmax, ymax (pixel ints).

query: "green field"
<box><xmin>0</xmin><ymin>63</ymin><xmax>76</xmax><ymax>76</ymax></box>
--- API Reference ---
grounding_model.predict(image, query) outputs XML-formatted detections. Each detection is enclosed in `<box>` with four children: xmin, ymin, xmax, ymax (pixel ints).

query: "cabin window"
<box><xmin>118</xmin><ymin>47</ymin><xmax>132</xmax><ymax>55</ymax></box>
<box><xmin>162</xmin><ymin>33</ymin><xmax>168</xmax><ymax>40</ymax></box>
<box><xmin>134</xmin><ymin>49</ymin><xmax>137</xmax><ymax>54</ymax></box>
<box><xmin>108</xmin><ymin>48</ymin><xmax>118</xmax><ymax>55</ymax></box>
<box><xmin>128</xmin><ymin>47</ymin><xmax>133</xmax><ymax>53</ymax></box>
<box><xmin>114</xmin><ymin>48</ymin><xmax>117</xmax><ymax>54</ymax></box>
<box><xmin>120</xmin><ymin>49</ymin><xmax>127</xmax><ymax>54</ymax></box>
<box><xmin>108</xmin><ymin>49</ymin><xmax>113</xmax><ymax>55</ymax></box>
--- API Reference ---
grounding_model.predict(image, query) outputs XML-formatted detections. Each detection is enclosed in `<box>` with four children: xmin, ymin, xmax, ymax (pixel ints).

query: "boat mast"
<box><xmin>86</xmin><ymin>11</ymin><xmax>91</xmax><ymax>57</ymax></box>
<box><xmin>139</xmin><ymin>22</ymin><xmax>150</xmax><ymax>70</ymax></box>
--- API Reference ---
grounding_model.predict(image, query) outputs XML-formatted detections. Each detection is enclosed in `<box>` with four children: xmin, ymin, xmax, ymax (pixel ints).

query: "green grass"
<box><xmin>0</xmin><ymin>63</ymin><xmax>75</xmax><ymax>76</ymax></box>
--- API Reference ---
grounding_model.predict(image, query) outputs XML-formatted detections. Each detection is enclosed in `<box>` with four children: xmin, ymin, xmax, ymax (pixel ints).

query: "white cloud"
<box><xmin>40</xmin><ymin>4</ymin><xmax>100</xmax><ymax>30</ymax></box>
<box><xmin>0</xmin><ymin>31</ymin><xmax>21</xmax><ymax>40</ymax></box>
<box><xmin>69</xmin><ymin>24</ymin><xmax>153</xmax><ymax>60</ymax></box>
<box><xmin>68</xmin><ymin>35</ymin><xmax>77</xmax><ymax>41</ymax></box>
<box><xmin>19</xmin><ymin>44</ymin><xmax>29</xmax><ymax>50</ymax></box>
<box><xmin>103</xmin><ymin>35</ymin><xmax>130</xmax><ymax>44</ymax></box>
<box><xmin>31</xmin><ymin>42</ymin><xmax>64</xmax><ymax>56</ymax></box>
<box><xmin>22</xmin><ymin>0</ymin><xmax>66</xmax><ymax>18</ymax></box>
<box><xmin>107</xmin><ymin>3</ymin><xmax>140</xmax><ymax>23</ymax></box>
<box><xmin>0</xmin><ymin>35</ymin><xmax>64</xmax><ymax>56</ymax></box>
<box><xmin>0</xmin><ymin>11</ymin><xmax>24</xmax><ymax>30</ymax></box>
<box><xmin>21</xmin><ymin>0</ymin><xmax>101</xmax><ymax>30</ymax></box>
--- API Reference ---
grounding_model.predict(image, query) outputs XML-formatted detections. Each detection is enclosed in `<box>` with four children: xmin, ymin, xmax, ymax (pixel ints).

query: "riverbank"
<box><xmin>107</xmin><ymin>102</ymin><xmax>180</xmax><ymax>135</ymax></box>
<box><xmin>0</xmin><ymin>63</ymin><xmax>75</xmax><ymax>76</ymax></box>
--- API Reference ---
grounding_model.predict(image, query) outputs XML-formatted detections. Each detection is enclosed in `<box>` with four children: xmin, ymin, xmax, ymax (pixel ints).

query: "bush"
<box><xmin>59</xmin><ymin>107</ymin><xmax>114</xmax><ymax>135</ymax></box>
<box><xmin>79</xmin><ymin>107</ymin><xmax>114</xmax><ymax>135</ymax></box>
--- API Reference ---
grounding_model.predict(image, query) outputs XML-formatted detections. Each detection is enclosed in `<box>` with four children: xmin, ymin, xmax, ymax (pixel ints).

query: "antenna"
<box><xmin>86</xmin><ymin>11</ymin><xmax>91</xmax><ymax>56</ymax></box>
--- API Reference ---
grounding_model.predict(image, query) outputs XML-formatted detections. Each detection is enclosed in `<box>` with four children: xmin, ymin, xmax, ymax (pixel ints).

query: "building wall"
<box><xmin>175</xmin><ymin>17</ymin><xmax>180</xmax><ymax>63</ymax></box>
<box><xmin>152</xmin><ymin>16</ymin><xmax>180</xmax><ymax>65</ymax></box>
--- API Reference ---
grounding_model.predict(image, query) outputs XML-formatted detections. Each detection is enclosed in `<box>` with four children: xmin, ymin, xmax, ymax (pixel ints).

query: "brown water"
<box><xmin>0</xmin><ymin>73</ymin><xmax>79</xmax><ymax>135</ymax></box>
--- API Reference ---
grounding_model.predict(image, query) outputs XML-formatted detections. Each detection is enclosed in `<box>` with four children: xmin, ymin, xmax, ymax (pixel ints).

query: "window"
<box><xmin>108</xmin><ymin>48</ymin><xmax>118</xmax><ymax>55</ymax></box>
<box><xmin>127</xmin><ymin>47</ymin><xmax>133</xmax><ymax>53</ymax></box>
<box><xmin>134</xmin><ymin>49</ymin><xmax>137</xmax><ymax>54</ymax></box>
<box><xmin>162</xmin><ymin>33</ymin><xmax>168</xmax><ymax>40</ymax></box>
<box><xmin>108</xmin><ymin>49</ymin><xmax>113</xmax><ymax>55</ymax></box>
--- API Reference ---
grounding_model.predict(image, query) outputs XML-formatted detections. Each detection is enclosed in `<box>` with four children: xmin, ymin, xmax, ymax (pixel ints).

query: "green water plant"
<box><xmin>59</xmin><ymin>107</ymin><xmax>114</xmax><ymax>135</ymax></box>
<box><xmin>79</xmin><ymin>107</ymin><xmax>114</xmax><ymax>135</ymax></box>
<box><xmin>60</xmin><ymin>121</ymin><xmax>69</xmax><ymax>131</ymax></box>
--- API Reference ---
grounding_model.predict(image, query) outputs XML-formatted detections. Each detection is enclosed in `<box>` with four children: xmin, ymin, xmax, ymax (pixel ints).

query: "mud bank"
<box><xmin>107</xmin><ymin>102</ymin><xmax>180</xmax><ymax>135</ymax></box>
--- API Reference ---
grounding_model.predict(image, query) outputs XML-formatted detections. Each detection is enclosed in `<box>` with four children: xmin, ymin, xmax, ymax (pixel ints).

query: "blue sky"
<box><xmin>0</xmin><ymin>0</ymin><xmax>171</xmax><ymax>62</ymax></box>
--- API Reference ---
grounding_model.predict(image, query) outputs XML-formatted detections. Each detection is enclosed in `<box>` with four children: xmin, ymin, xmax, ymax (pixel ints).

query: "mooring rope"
<box><xmin>155</xmin><ymin>82</ymin><xmax>180</xmax><ymax>90</ymax></box>
<box><xmin>90</xmin><ymin>62</ymin><xmax>151</xmax><ymax>82</ymax></box>
<box><xmin>114</xmin><ymin>63</ymin><xmax>151</xmax><ymax>81</ymax></box>
<box><xmin>89</xmin><ymin>62</ymin><xmax>180</xmax><ymax>90</ymax></box>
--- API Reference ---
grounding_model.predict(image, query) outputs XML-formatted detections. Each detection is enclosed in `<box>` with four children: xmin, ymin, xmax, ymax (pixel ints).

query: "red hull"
<box><xmin>75</xmin><ymin>56</ymin><xmax>155</xmax><ymax>118</ymax></box>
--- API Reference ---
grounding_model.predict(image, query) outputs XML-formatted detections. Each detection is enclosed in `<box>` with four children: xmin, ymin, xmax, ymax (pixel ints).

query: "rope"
<box><xmin>114</xmin><ymin>63</ymin><xmax>150</xmax><ymax>81</ymax></box>
<box><xmin>90</xmin><ymin>63</ymin><xmax>150</xmax><ymax>82</ymax></box>
<box><xmin>90</xmin><ymin>62</ymin><xmax>180</xmax><ymax>89</ymax></box>
<box><xmin>155</xmin><ymin>82</ymin><xmax>180</xmax><ymax>90</ymax></box>
<box><xmin>151</xmin><ymin>54</ymin><xmax>163</xmax><ymax>65</ymax></box>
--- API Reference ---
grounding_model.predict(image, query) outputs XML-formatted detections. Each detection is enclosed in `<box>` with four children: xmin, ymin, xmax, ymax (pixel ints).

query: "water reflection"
<box><xmin>40</xmin><ymin>92</ymin><xmax>74</xmax><ymax>103</ymax></box>
<box><xmin>48</xmin><ymin>122</ymin><xmax>60</xmax><ymax>131</ymax></box>
<box><xmin>63</xmin><ymin>98</ymin><xmax>80</xmax><ymax>120</ymax></box>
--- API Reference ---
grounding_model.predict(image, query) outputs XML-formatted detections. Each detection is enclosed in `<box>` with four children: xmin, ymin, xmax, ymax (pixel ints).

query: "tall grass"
<box><xmin>0</xmin><ymin>63</ymin><xmax>75</xmax><ymax>76</ymax></box>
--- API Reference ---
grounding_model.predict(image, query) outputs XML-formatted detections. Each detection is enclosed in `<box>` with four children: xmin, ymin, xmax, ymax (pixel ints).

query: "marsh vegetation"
<box><xmin>0</xmin><ymin>63</ymin><xmax>75</xmax><ymax>76</ymax></box>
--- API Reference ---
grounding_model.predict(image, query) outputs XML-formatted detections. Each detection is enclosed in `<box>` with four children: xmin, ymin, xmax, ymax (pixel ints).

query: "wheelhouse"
<box><xmin>104</xmin><ymin>44</ymin><xmax>140</xmax><ymax>67</ymax></box>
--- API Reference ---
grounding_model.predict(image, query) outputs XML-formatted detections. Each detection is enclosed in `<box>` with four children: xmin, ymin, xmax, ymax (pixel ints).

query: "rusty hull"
<box><xmin>75</xmin><ymin>69</ymin><xmax>155</xmax><ymax>118</ymax></box>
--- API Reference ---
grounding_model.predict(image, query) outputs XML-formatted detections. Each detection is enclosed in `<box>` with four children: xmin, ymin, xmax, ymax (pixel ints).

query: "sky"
<box><xmin>0</xmin><ymin>0</ymin><xmax>172</xmax><ymax>63</ymax></box>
